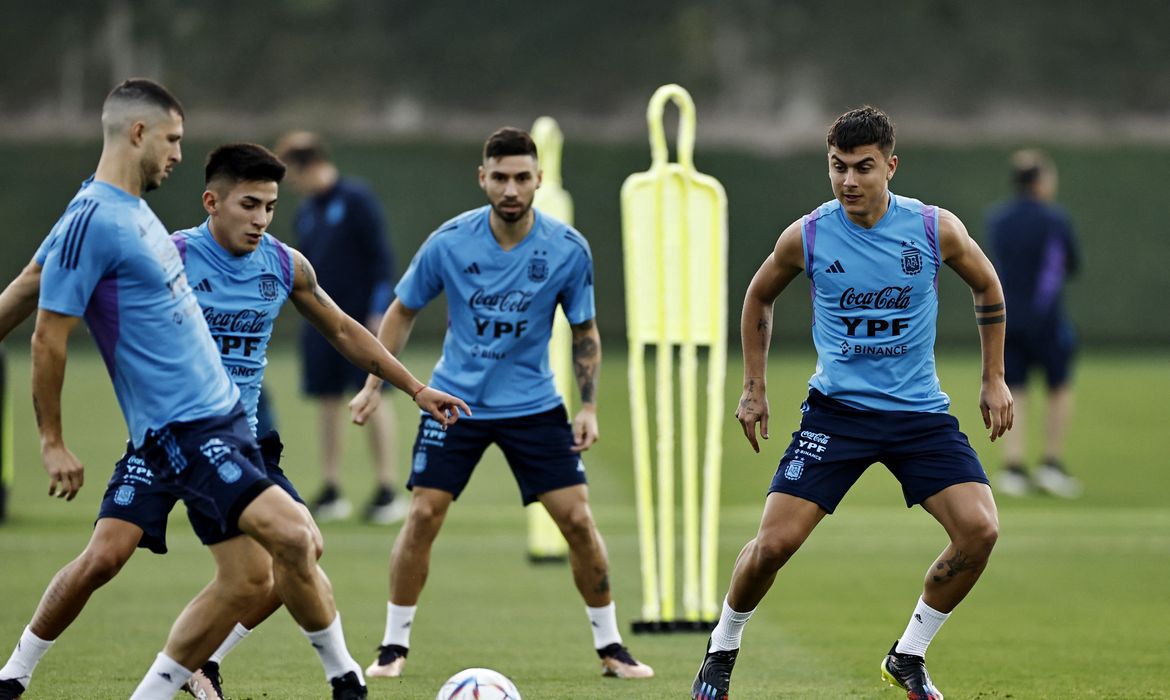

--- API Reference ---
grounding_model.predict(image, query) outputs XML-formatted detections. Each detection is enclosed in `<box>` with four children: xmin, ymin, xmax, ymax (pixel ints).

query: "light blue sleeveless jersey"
<box><xmin>802</xmin><ymin>193</ymin><xmax>950</xmax><ymax>412</ymax></box>
<box><xmin>396</xmin><ymin>205</ymin><xmax>595</xmax><ymax>418</ymax></box>
<box><xmin>172</xmin><ymin>221</ymin><xmax>294</xmax><ymax>434</ymax></box>
<box><xmin>36</xmin><ymin>180</ymin><xmax>240</xmax><ymax>447</ymax></box>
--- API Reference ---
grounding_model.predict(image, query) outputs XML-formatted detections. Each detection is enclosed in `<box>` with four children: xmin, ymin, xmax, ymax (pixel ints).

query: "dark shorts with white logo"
<box><xmin>407</xmin><ymin>405</ymin><xmax>587</xmax><ymax>505</ymax></box>
<box><xmin>769</xmin><ymin>391</ymin><xmax>988</xmax><ymax>513</ymax></box>
<box><xmin>97</xmin><ymin>411</ymin><xmax>300</xmax><ymax>553</ymax></box>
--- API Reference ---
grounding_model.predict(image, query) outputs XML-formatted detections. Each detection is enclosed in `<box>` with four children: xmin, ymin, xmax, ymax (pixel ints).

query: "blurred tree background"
<box><xmin>0</xmin><ymin>0</ymin><xmax>1165</xmax><ymax>347</ymax></box>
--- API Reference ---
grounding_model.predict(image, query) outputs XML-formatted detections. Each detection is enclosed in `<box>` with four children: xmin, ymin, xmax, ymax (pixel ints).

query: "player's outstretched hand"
<box><xmin>571</xmin><ymin>406</ymin><xmax>599</xmax><ymax>453</ymax></box>
<box><xmin>42</xmin><ymin>443</ymin><xmax>84</xmax><ymax>501</ymax></box>
<box><xmin>736</xmin><ymin>385</ymin><xmax>770</xmax><ymax>453</ymax></box>
<box><xmin>349</xmin><ymin>384</ymin><xmax>383</xmax><ymax>425</ymax></box>
<box><xmin>980</xmin><ymin>377</ymin><xmax>1014</xmax><ymax>442</ymax></box>
<box><xmin>415</xmin><ymin>387</ymin><xmax>471</xmax><ymax>429</ymax></box>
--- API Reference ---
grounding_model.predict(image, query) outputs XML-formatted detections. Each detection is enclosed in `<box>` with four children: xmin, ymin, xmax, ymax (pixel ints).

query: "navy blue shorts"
<box><xmin>99</xmin><ymin>416</ymin><xmax>300</xmax><ymax>553</ymax></box>
<box><xmin>300</xmin><ymin>328</ymin><xmax>385</xmax><ymax>396</ymax></box>
<box><xmin>769</xmin><ymin>391</ymin><xmax>988</xmax><ymax>513</ymax></box>
<box><xmin>407</xmin><ymin>405</ymin><xmax>587</xmax><ymax>505</ymax></box>
<box><xmin>1004</xmin><ymin>322</ymin><xmax>1077</xmax><ymax>388</ymax></box>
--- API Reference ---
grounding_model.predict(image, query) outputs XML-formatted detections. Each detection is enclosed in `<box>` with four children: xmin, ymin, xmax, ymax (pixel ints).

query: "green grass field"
<box><xmin>1</xmin><ymin>347</ymin><xmax>1168</xmax><ymax>699</ymax></box>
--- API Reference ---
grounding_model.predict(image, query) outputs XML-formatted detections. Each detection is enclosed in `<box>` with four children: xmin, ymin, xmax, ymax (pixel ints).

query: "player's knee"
<box><xmin>406</xmin><ymin>497</ymin><xmax>448</xmax><ymax>535</ymax></box>
<box><xmin>77</xmin><ymin>545</ymin><xmax>132</xmax><ymax>587</ymax></box>
<box><xmin>556</xmin><ymin>506</ymin><xmax>597</xmax><ymax>547</ymax></box>
<box><xmin>266</xmin><ymin>520</ymin><xmax>317</xmax><ymax>566</ymax></box>
<box><xmin>752</xmin><ymin>535</ymin><xmax>800</xmax><ymax>572</ymax></box>
<box><xmin>964</xmin><ymin>518</ymin><xmax>999</xmax><ymax>554</ymax></box>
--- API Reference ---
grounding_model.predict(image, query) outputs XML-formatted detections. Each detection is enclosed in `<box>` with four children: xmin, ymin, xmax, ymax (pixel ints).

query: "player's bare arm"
<box><xmin>30</xmin><ymin>308</ymin><xmax>85</xmax><ymax>500</ymax></box>
<box><xmin>0</xmin><ymin>259</ymin><xmax>42</xmax><ymax>341</ymax></box>
<box><xmin>570</xmin><ymin>318</ymin><xmax>601</xmax><ymax>452</ymax></box>
<box><xmin>738</xmin><ymin>219</ymin><xmax>805</xmax><ymax>453</ymax></box>
<box><xmin>938</xmin><ymin>207</ymin><xmax>1013</xmax><ymax>441</ymax></box>
<box><xmin>349</xmin><ymin>298</ymin><xmax>424</xmax><ymax>425</ymax></box>
<box><xmin>290</xmin><ymin>249</ymin><xmax>469</xmax><ymax>427</ymax></box>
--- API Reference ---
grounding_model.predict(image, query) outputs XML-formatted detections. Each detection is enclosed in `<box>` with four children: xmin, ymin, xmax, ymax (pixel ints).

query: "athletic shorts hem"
<box><xmin>766</xmin><ymin>485</ymin><xmax>838</xmax><ymax>515</ymax></box>
<box><xmin>93</xmin><ymin>513</ymin><xmax>168</xmax><ymax>555</ymax></box>
<box><xmin>906</xmin><ymin>475</ymin><xmax>991</xmax><ymax>508</ymax></box>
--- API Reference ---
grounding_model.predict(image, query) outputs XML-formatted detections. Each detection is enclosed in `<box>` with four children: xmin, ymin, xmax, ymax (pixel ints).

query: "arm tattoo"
<box><xmin>33</xmin><ymin>394</ymin><xmax>43</xmax><ymax>429</ymax></box>
<box><xmin>299</xmin><ymin>256</ymin><xmax>335</xmax><ymax>310</ymax></box>
<box><xmin>369</xmin><ymin>360</ymin><xmax>384</xmax><ymax>380</ymax></box>
<box><xmin>976</xmin><ymin>314</ymin><xmax>1006</xmax><ymax>325</ymax></box>
<box><xmin>975</xmin><ymin>302</ymin><xmax>1005</xmax><ymax>313</ymax></box>
<box><xmin>573</xmin><ymin>335</ymin><xmax>599</xmax><ymax>404</ymax></box>
<box><xmin>756</xmin><ymin>318</ymin><xmax>769</xmax><ymax>333</ymax></box>
<box><xmin>931</xmin><ymin>550</ymin><xmax>977</xmax><ymax>583</ymax></box>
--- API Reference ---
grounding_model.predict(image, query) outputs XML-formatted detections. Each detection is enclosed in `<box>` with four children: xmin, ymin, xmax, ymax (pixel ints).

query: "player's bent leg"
<box><xmin>239</xmin><ymin>487</ymin><xmax>366</xmax><ymax>695</ymax></box>
<box><xmin>538</xmin><ymin>486</ymin><xmax>653</xmax><ymax>680</ymax></box>
<box><xmin>693</xmin><ymin>494</ymin><xmax>824</xmax><ymax>700</ymax></box>
<box><xmin>0</xmin><ymin>519</ymin><xmax>142</xmax><ymax>696</ymax></box>
<box><xmin>29</xmin><ymin>517</ymin><xmax>144</xmax><ymax>639</ymax></box>
<box><xmin>238</xmin><ymin>486</ymin><xmax>335</xmax><ymax>629</ymax></box>
<box><xmin>539</xmin><ymin>485</ymin><xmax>610</xmax><ymax>606</ymax></box>
<box><xmin>920</xmin><ymin>482</ymin><xmax>998</xmax><ymax>613</ymax></box>
<box><xmin>164</xmin><ymin>535</ymin><xmax>274</xmax><ymax>671</ymax></box>
<box><xmin>367</xmin><ymin>488</ymin><xmax>454</xmax><ymax>680</ymax></box>
<box><xmin>727</xmin><ymin>492</ymin><xmax>825</xmax><ymax>612</ymax></box>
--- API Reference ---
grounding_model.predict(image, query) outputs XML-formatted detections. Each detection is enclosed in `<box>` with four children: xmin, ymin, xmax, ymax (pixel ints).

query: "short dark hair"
<box><xmin>204</xmin><ymin>143</ymin><xmax>286</xmax><ymax>186</ymax></box>
<box><xmin>827</xmin><ymin>105</ymin><xmax>895</xmax><ymax>156</ymax></box>
<box><xmin>275</xmin><ymin>131</ymin><xmax>329</xmax><ymax>168</ymax></box>
<box><xmin>105</xmin><ymin>78</ymin><xmax>184</xmax><ymax>119</ymax></box>
<box><xmin>1010</xmin><ymin>149</ymin><xmax>1052</xmax><ymax>193</ymax></box>
<box><xmin>483</xmin><ymin>127</ymin><xmax>537</xmax><ymax>161</ymax></box>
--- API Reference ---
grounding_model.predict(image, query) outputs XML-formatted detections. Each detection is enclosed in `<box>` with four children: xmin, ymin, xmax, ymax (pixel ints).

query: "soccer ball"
<box><xmin>435</xmin><ymin>667</ymin><xmax>521</xmax><ymax>700</ymax></box>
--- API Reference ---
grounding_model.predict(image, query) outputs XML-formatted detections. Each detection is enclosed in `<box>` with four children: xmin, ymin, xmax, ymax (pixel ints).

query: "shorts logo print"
<box><xmin>412</xmin><ymin>451</ymin><xmax>427</xmax><ymax>474</ymax></box>
<box><xmin>784</xmin><ymin>459</ymin><xmax>805</xmax><ymax>481</ymax></box>
<box><xmin>217</xmin><ymin>461</ymin><xmax>243</xmax><ymax>484</ymax></box>
<box><xmin>114</xmin><ymin>485</ymin><xmax>136</xmax><ymax>506</ymax></box>
<box><xmin>200</xmin><ymin>438</ymin><xmax>232</xmax><ymax>465</ymax></box>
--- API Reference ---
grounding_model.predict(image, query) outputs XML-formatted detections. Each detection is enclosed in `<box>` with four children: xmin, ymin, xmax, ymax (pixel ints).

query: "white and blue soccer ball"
<box><xmin>435</xmin><ymin>668</ymin><xmax>521</xmax><ymax>700</ymax></box>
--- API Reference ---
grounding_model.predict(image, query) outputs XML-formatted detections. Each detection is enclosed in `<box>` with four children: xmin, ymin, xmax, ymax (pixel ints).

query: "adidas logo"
<box><xmin>193</xmin><ymin>278</ymin><xmax>214</xmax><ymax>293</ymax></box>
<box><xmin>464</xmin><ymin>262</ymin><xmax>481</xmax><ymax>274</ymax></box>
<box><xmin>825</xmin><ymin>260</ymin><xmax>845</xmax><ymax>274</ymax></box>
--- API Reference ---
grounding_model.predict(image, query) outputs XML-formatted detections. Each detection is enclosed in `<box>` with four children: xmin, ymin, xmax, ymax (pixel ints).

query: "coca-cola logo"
<box><xmin>469</xmin><ymin>288</ymin><xmax>534</xmax><ymax>313</ymax></box>
<box><xmin>839</xmin><ymin>286</ymin><xmax>912</xmax><ymax>310</ymax></box>
<box><xmin>202</xmin><ymin>307</ymin><xmax>270</xmax><ymax>333</ymax></box>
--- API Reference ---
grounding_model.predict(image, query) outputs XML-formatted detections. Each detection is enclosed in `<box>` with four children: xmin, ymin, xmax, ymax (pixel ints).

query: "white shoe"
<box><xmin>314</xmin><ymin>496</ymin><xmax>353</xmax><ymax>522</ymax></box>
<box><xmin>365</xmin><ymin>496</ymin><xmax>409</xmax><ymax>525</ymax></box>
<box><xmin>1034</xmin><ymin>463</ymin><xmax>1082</xmax><ymax>498</ymax></box>
<box><xmin>996</xmin><ymin>468</ymin><xmax>1033</xmax><ymax>497</ymax></box>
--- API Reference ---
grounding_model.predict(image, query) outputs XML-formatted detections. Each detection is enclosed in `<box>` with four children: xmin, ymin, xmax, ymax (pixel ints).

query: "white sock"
<box><xmin>895</xmin><ymin>597</ymin><xmax>950</xmax><ymax>657</ymax></box>
<box><xmin>586</xmin><ymin>602</ymin><xmax>622</xmax><ymax>649</ymax></box>
<box><xmin>302</xmin><ymin>613</ymin><xmax>364</xmax><ymax>684</ymax></box>
<box><xmin>128</xmin><ymin>652</ymin><xmax>192</xmax><ymax>700</ymax></box>
<box><xmin>381</xmin><ymin>603</ymin><xmax>417</xmax><ymax>648</ymax></box>
<box><xmin>0</xmin><ymin>626</ymin><xmax>54</xmax><ymax>690</ymax></box>
<box><xmin>709</xmin><ymin>598</ymin><xmax>755</xmax><ymax>652</ymax></box>
<box><xmin>209</xmin><ymin>623</ymin><xmax>251</xmax><ymax>665</ymax></box>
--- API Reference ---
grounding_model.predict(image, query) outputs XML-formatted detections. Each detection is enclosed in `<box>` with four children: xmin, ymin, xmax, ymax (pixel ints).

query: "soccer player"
<box><xmin>275</xmin><ymin>131</ymin><xmax>403</xmax><ymax>524</ymax></box>
<box><xmin>0</xmin><ymin>79</ymin><xmax>444</xmax><ymax>700</ymax></box>
<box><xmin>0</xmin><ymin>140</ymin><xmax>469</xmax><ymax>700</ymax></box>
<box><xmin>986</xmin><ymin>150</ymin><xmax>1082</xmax><ymax>498</ymax></box>
<box><xmin>690</xmin><ymin>106</ymin><xmax>1012</xmax><ymax>700</ymax></box>
<box><xmin>348</xmin><ymin>127</ymin><xmax>654</xmax><ymax>681</ymax></box>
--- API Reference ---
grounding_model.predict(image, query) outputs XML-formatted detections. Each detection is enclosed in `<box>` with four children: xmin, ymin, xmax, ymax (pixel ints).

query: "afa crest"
<box><xmin>901</xmin><ymin>244</ymin><xmax>922</xmax><ymax>275</ymax></box>
<box><xmin>258</xmin><ymin>274</ymin><xmax>280</xmax><ymax>301</ymax></box>
<box><xmin>527</xmin><ymin>257</ymin><xmax>548</xmax><ymax>283</ymax></box>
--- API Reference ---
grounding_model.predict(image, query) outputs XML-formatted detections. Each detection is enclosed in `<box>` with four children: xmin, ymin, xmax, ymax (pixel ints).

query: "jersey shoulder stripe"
<box><xmin>61</xmin><ymin>200</ymin><xmax>101</xmax><ymax>270</ymax></box>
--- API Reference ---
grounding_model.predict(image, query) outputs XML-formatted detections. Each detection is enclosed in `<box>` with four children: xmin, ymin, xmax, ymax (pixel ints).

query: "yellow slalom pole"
<box><xmin>527</xmin><ymin>116</ymin><xmax>573</xmax><ymax>562</ymax></box>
